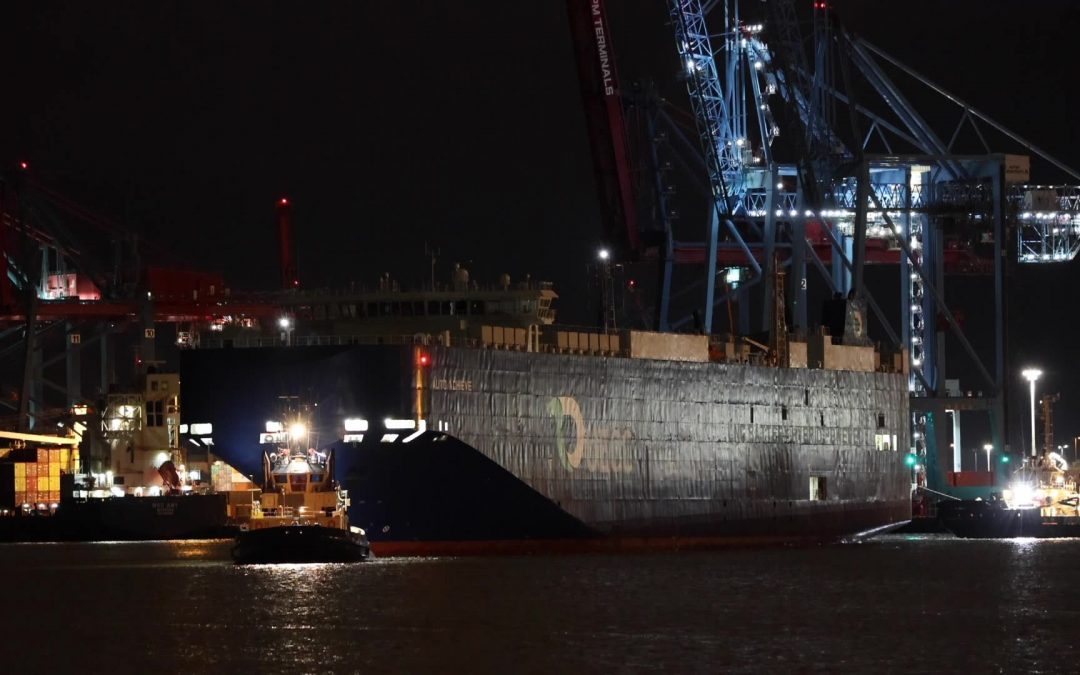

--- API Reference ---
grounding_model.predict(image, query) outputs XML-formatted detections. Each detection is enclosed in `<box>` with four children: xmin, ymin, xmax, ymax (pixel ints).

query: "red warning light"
<box><xmin>418</xmin><ymin>353</ymin><xmax>430</xmax><ymax>366</ymax></box>
<box><xmin>279</xmin><ymin>197</ymin><xmax>289</xmax><ymax>206</ymax></box>
<box><xmin>628</xmin><ymin>279</ymin><xmax>636</xmax><ymax>289</ymax></box>
<box><xmin>19</xmin><ymin>161</ymin><xmax>28</xmax><ymax>170</ymax></box>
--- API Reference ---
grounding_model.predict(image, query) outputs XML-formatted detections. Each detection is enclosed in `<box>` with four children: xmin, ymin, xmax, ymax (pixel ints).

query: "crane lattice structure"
<box><xmin>0</xmin><ymin>168</ymin><xmax>280</xmax><ymax>435</ymax></box>
<box><xmin>655</xmin><ymin>0</ymin><xmax>1080</xmax><ymax>490</ymax></box>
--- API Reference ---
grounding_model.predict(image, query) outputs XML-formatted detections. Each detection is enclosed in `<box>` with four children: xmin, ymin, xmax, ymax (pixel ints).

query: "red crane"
<box><xmin>565</xmin><ymin>0</ymin><xmax>640</xmax><ymax>257</ymax></box>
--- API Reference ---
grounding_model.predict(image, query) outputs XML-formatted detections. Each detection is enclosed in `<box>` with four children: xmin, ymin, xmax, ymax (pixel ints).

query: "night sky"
<box><xmin>3</xmin><ymin>1</ymin><xmax>1080</xmax><ymax>456</ymax></box>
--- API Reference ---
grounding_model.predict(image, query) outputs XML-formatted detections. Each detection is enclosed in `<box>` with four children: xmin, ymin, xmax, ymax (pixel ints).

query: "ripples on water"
<box><xmin>1</xmin><ymin>535</ymin><xmax>1078</xmax><ymax>673</ymax></box>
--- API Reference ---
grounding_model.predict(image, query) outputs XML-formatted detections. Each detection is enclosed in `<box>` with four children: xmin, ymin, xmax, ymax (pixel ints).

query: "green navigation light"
<box><xmin>1001</xmin><ymin>455</ymin><xmax>1010</xmax><ymax>464</ymax></box>
<box><xmin>904</xmin><ymin>453</ymin><xmax>918</xmax><ymax>468</ymax></box>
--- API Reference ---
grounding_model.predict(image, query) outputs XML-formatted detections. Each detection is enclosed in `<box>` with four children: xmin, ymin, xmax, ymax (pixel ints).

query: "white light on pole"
<box><xmin>983</xmin><ymin>443</ymin><xmax>993</xmax><ymax>471</ymax></box>
<box><xmin>598</xmin><ymin>248</ymin><xmax>610</xmax><ymax>262</ymax></box>
<box><xmin>1022</xmin><ymin>368</ymin><xmax>1042</xmax><ymax>457</ymax></box>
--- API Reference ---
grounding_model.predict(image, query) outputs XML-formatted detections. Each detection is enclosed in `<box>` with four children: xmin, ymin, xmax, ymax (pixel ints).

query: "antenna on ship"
<box><xmin>597</xmin><ymin>248</ymin><xmax>617</xmax><ymax>332</ymax></box>
<box><xmin>277</xmin><ymin>197</ymin><xmax>299</xmax><ymax>290</ymax></box>
<box><xmin>1039</xmin><ymin>393</ymin><xmax>1060</xmax><ymax>458</ymax></box>
<box><xmin>424</xmin><ymin>242</ymin><xmax>440</xmax><ymax>290</ymax></box>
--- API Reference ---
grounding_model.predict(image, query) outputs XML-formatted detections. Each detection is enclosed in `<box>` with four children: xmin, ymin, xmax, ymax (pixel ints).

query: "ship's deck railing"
<box><xmin>204</xmin><ymin>334</ymin><xmax>427</xmax><ymax>349</ymax></box>
<box><xmin>238</xmin><ymin>280</ymin><xmax>555</xmax><ymax>301</ymax></box>
<box><xmin>257</xmin><ymin>505</ymin><xmax>332</xmax><ymax>519</ymax></box>
<box><xmin>202</xmin><ymin>327</ymin><xmax>905</xmax><ymax>375</ymax></box>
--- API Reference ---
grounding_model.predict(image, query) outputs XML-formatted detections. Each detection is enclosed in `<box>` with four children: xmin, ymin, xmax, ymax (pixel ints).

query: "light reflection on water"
<box><xmin>0</xmin><ymin>535</ymin><xmax>1078</xmax><ymax>672</ymax></box>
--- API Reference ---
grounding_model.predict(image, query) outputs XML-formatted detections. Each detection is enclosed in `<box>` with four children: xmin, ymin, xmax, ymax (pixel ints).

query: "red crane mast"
<box><xmin>565</xmin><ymin>0</ymin><xmax>640</xmax><ymax>257</ymax></box>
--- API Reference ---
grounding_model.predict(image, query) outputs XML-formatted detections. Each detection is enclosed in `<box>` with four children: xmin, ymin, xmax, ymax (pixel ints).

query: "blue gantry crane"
<box><xmin>568</xmin><ymin>0</ymin><xmax>1080</xmax><ymax>494</ymax></box>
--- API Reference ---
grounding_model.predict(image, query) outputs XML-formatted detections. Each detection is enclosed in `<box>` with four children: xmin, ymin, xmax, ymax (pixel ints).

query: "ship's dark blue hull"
<box><xmin>0</xmin><ymin>494</ymin><xmax>230</xmax><ymax>542</ymax></box>
<box><xmin>337</xmin><ymin>432</ymin><xmax>909</xmax><ymax>552</ymax></box>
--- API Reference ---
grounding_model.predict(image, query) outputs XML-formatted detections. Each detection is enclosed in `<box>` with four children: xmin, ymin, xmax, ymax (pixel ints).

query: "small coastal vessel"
<box><xmin>231</xmin><ymin>409</ymin><xmax>371</xmax><ymax>563</ymax></box>
<box><xmin>940</xmin><ymin>451</ymin><xmax>1080</xmax><ymax>538</ymax></box>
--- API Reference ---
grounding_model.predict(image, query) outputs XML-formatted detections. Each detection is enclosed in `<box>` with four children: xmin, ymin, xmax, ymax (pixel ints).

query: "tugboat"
<box><xmin>231</xmin><ymin>411</ymin><xmax>371</xmax><ymax>563</ymax></box>
<box><xmin>940</xmin><ymin>451</ymin><xmax>1080</xmax><ymax>538</ymax></box>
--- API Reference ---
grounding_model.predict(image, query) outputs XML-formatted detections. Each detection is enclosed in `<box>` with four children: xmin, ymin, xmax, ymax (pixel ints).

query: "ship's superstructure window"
<box><xmin>781</xmin><ymin>405</ymin><xmax>788</xmax><ymax>421</ymax></box>
<box><xmin>145</xmin><ymin>400</ymin><xmax>164</xmax><ymax>427</ymax></box>
<box><xmin>877</xmin><ymin>412</ymin><xmax>886</xmax><ymax>429</ymax></box>
<box><xmin>750</xmin><ymin>406</ymin><xmax>755</xmax><ymax>423</ymax></box>
<box><xmin>809</xmin><ymin>476</ymin><xmax>827</xmax><ymax>501</ymax></box>
<box><xmin>804</xmin><ymin>388</ymin><xmax>809</xmax><ymax>405</ymax></box>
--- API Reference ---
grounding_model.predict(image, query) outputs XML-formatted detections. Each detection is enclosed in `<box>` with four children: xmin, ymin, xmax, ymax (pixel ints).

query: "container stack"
<box><xmin>13</xmin><ymin>447</ymin><xmax>78</xmax><ymax>507</ymax></box>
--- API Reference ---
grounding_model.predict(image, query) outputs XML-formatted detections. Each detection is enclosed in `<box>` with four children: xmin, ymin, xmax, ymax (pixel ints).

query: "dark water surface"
<box><xmin>1</xmin><ymin>535</ymin><xmax>1077</xmax><ymax>673</ymax></box>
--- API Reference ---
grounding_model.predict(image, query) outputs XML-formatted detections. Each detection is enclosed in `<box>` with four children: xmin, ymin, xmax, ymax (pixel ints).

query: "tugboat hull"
<box><xmin>232</xmin><ymin>525</ymin><xmax>371</xmax><ymax>564</ymax></box>
<box><xmin>940</xmin><ymin>500</ymin><xmax>1080</xmax><ymax>538</ymax></box>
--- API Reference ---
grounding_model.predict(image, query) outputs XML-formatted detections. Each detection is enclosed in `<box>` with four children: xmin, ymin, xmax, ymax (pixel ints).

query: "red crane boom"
<box><xmin>565</xmin><ymin>0</ymin><xmax>640</xmax><ymax>257</ymax></box>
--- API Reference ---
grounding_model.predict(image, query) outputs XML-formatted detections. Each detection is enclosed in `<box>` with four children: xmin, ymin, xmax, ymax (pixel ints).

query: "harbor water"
<box><xmin>1</xmin><ymin>534</ymin><xmax>1078</xmax><ymax>673</ymax></box>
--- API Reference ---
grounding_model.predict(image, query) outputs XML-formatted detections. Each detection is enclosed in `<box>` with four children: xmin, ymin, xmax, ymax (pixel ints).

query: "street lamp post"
<box><xmin>1022</xmin><ymin>369</ymin><xmax>1042</xmax><ymax>457</ymax></box>
<box><xmin>983</xmin><ymin>443</ymin><xmax>993</xmax><ymax>472</ymax></box>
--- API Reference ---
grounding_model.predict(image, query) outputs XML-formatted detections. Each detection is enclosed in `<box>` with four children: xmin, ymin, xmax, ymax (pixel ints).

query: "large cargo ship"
<box><xmin>178</xmin><ymin>277</ymin><xmax>912</xmax><ymax>553</ymax></box>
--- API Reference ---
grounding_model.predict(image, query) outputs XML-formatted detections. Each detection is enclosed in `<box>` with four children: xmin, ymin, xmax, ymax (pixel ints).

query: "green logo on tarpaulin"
<box><xmin>547</xmin><ymin>396</ymin><xmax>584</xmax><ymax>470</ymax></box>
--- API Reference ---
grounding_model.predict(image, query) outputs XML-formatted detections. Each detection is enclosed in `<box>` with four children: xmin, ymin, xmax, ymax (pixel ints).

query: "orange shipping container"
<box><xmin>37</xmin><ymin>449</ymin><xmax>48</xmax><ymax>463</ymax></box>
<box><xmin>49</xmin><ymin>449</ymin><xmax>60</xmax><ymax>463</ymax></box>
<box><xmin>49</xmin><ymin>491</ymin><xmax>59</xmax><ymax>503</ymax></box>
<box><xmin>40</xmin><ymin>477</ymin><xmax>51</xmax><ymax>492</ymax></box>
<box><xmin>26</xmin><ymin>464</ymin><xmax>37</xmax><ymax>478</ymax></box>
<box><xmin>14</xmin><ymin>463</ymin><xmax>25</xmax><ymax>476</ymax></box>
